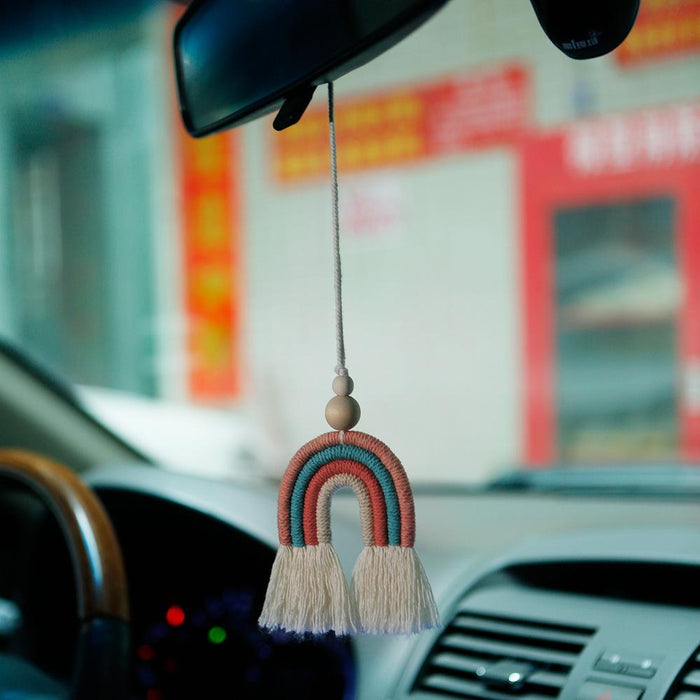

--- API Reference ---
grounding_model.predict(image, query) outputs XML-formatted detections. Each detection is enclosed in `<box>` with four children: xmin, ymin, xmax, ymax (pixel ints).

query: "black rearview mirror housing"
<box><xmin>529</xmin><ymin>0</ymin><xmax>640</xmax><ymax>60</ymax></box>
<box><xmin>173</xmin><ymin>0</ymin><xmax>449</xmax><ymax>137</ymax></box>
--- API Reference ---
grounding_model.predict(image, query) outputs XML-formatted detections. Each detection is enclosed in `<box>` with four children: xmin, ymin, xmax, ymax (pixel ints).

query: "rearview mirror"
<box><xmin>173</xmin><ymin>0</ymin><xmax>449</xmax><ymax>137</ymax></box>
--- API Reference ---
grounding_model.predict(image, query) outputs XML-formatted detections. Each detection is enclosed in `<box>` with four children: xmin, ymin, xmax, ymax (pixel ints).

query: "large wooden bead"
<box><xmin>325</xmin><ymin>395</ymin><xmax>361</xmax><ymax>431</ymax></box>
<box><xmin>332</xmin><ymin>374</ymin><xmax>354</xmax><ymax>396</ymax></box>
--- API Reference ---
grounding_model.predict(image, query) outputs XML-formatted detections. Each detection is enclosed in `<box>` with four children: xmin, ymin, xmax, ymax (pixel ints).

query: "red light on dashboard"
<box><xmin>137</xmin><ymin>644</ymin><xmax>155</xmax><ymax>661</ymax></box>
<box><xmin>166</xmin><ymin>605</ymin><xmax>185</xmax><ymax>627</ymax></box>
<box><xmin>146</xmin><ymin>689</ymin><xmax>162</xmax><ymax>700</ymax></box>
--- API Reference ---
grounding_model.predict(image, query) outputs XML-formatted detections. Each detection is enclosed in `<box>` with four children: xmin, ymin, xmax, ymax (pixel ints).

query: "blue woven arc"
<box><xmin>290</xmin><ymin>444</ymin><xmax>401</xmax><ymax>547</ymax></box>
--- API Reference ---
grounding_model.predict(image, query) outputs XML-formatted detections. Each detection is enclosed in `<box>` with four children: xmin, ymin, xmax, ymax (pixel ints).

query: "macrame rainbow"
<box><xmin>259</xmin><ymin>431</ymin><xmax>439</xmax><ymax>635</ymax></box>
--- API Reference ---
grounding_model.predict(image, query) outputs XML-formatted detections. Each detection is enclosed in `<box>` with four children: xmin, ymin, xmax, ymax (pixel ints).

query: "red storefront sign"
<box><xmin>177</xmin><ymin>128</ymin><xmax>242</xmax><ymax>401</ymax></box>
<box><xmin>617</xmin><ymin>0</ymin><xmax>700</xmax><ymax>65</ymax></box>
<box><xmin>521</xmin><ymin>103</ymin><xmax>700</xmax><ymax>465</ymax></box>
<box><xmin>273</xmin><ymin>64</ymin><xmax>529</xmax><ymax>183</ymax></box>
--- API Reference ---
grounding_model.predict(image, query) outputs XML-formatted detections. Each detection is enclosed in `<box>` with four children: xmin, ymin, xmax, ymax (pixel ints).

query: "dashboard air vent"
<box><xmin>667</xmin><ymin>647</ymin><xmax>700</xmax><ymax>699</ymax></box>
<box><xmin>412</xmin><ymin>609</ymin><xmax>595</xmax><ymax>699</ymax></box>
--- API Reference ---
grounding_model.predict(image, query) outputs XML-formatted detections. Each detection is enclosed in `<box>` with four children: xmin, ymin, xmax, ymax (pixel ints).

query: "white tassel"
<box><xmin>351</xmin><ymin>545</ymin><xmax>440</xmax><ymax>634</ymax></box>
<box><xmin>259</xmin><ymin>543</ymin><xmax>357</xmax><ymax>635</ymax></box>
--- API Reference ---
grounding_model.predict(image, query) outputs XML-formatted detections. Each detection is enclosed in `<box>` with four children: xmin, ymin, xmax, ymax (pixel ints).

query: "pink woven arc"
<box><xmin>278</xmin><ymin>431</ymin><xmax>338</xmax><ymax>546</ymax></box>
<box><xmin>277</xmin><ymin>431</ymin><xmax>416</xmax><ymax>548</ymax></box>
<box><xmin>343</xmin><ymin>431</ymin><xmax>415</xmax><ymax>547</ymax></box>
<box><xmin>302</xmin><ymin>459</ymin><xmax>388</xmax><ymax>547</ymax></box>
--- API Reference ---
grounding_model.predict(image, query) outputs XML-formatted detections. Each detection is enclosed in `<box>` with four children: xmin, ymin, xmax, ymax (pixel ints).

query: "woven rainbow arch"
<box><xmin>260</xmin><ymin>431</ymin><xmax>439</xmax><ymax>636</ymax></box>
<box><xmin>279</xmin><ymin>431</ymin><xmax>415</xmax><ymax>548</ymax></box>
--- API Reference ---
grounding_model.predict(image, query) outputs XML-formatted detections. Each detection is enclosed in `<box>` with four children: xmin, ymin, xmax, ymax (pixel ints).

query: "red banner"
<box><xmin>273</xmin><ymin>64</ymin><xmax>529</xmax><ymax>183</ymax></box>
<box><xmin>617</xmin><ymin>0</ymin><xmax>700</xmax><ymax>65</ymax></box>
<box><xmin>167</xmin><ymin>6</ymin><xmax>242</xmax><ymax>402</ymax></box>
<box><xmin>178</xmin><ymin>129</ymin><xmax>242</xmax><ymax>401</ymax></box>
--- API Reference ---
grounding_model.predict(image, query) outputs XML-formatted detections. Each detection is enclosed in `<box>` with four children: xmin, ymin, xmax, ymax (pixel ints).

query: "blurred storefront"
<box><xmin>0</xmin><ymin>1</ymin><xmax>698</xmax><ymax>480</ymax></box>
<box><xmin>522</xmin><ymin>104</ymin><xmax>700</xmax><ymax>464</ymax></box>
<box><xmin>0</xmin><ymin>4</ymin><xmax>244</xmax><ymax>403</ymax></box>
<box><xmin>0</xmin><ymin>8</ymin><xmax>164</xmax><ymax>396</ymax></box>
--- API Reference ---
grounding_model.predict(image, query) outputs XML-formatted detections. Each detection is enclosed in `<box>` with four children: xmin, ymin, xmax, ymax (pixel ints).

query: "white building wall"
<box><xmin>238</xmin><ymin>1</ymin><xmax>700</xmax><ymax>482</ymax></box>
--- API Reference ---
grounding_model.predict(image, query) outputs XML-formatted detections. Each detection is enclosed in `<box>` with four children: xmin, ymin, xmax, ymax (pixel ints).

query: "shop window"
<box><xmin>554</xmin><ymin>198</ymin><xmax>678</xmax><ymax>461</ymax></box>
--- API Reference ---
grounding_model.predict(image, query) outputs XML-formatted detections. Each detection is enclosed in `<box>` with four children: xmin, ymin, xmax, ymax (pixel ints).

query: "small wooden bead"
<box><xmin>332</xmin><ymin>374</ymin><xmax>354</xmax><ymax>396</ymax></box>
<box><xmin>325</xmin><ymin>395</ymin><xmax>360</xmax><ymax>431</ymax></box>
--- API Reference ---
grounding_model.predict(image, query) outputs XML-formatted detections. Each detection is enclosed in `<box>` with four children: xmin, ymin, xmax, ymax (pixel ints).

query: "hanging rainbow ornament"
<box><xmin>259</xmin><ymin>84</ymin><xmax>439</xmax><ymax>636</ymax></box>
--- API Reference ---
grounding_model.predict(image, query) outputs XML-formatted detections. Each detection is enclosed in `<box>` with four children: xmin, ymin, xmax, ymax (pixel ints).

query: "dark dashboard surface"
<box><xmin>0</xmin><ymin>485</ymin><xmax>355</xmax><ymax>700</ymax></box>
<box><xmin>99</xmin><ymin>489</ymin><xmax>355</xmax><ymax>700</ymax></box>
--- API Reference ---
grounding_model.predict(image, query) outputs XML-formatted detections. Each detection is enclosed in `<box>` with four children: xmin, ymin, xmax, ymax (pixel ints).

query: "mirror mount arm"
<box><xmin>273</xmin><ymin>84</ymin><xmax>318</xmax><ymax>131</ymax></box>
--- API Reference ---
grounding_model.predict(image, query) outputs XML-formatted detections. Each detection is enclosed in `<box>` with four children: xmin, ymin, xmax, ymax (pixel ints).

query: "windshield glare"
<box><xmin>1</xmin><ymin>1</ymin><xmax>700</xmax><ymax>487</ymax></box>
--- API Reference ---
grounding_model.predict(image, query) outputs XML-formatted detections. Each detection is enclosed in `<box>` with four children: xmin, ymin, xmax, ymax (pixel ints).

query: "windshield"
<box><xmin>1</xmin><ymin>1</ymin><xmax>699</xmax><ymax>487</ymax></box>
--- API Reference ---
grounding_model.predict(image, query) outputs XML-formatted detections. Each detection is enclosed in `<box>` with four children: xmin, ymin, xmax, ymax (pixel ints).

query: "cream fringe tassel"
<box><xmin>259</xmin><ymin>543</ymin><xmax>357</xmax><ymax>635</ymax></box>
<box><xmin>351</xmin><ymin>545</ymin><xmax>440</xmax><ymax>634</ymax></box>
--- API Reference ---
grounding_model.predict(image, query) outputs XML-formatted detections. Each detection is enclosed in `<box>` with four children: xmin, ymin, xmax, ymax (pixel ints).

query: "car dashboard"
<box><xmin>98</xmin><ymin>489</ymin><xmax>354</xmax><ymax>700</ymax></box>
<box><xmin>403</xmin><ymin>537</ymin><xmax>700</xmax><ymax>700</ymax></box>
<box><xmin>3</xmin><ymin>463</ymin><xmax>700</xmax><ymax>700</ymax></box>
<box><xmin>94</xmin><ymin>466</ymin><xmax>700</xmax><ymax>700</ymax></box>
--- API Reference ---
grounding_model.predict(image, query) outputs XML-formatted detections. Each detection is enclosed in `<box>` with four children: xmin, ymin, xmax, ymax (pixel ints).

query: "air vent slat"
<box><xmin>454</xmin><ymin>608</ymin><xmax>594</xmax><ymax>638</ymax></box>
<box><xmin>667</xmin><ymin>644</ymin><xmax>700</xmax><ymax>699</ymax></box>
<box><xmin>527</xmin><ymin>670</ymin><xmax>570</xmax><ymax>689</ymax></box>
<box><xmin>431</xmin><ymin>652</ymin><xmax>490</xmax><ymax>675</ymax></box>
<box><xmin>684</xmin><ymin>670</ymin><xmax>700</xmax><ymax>689</ymax></box>
<box><xmin>453</xmin><ymin>614</ymin><xmax>590</xmax><ymax>648</ymax></box>
<box><xmin>412</xmin><ymin>609</ymin><xmax>595</xmax><ymax>698</ymax></box>
<box><xmin>422</xmin><ymin>673</ymin><xmax>554</xmax><ymax>700</ymax></box>
<box><xmin>440</xmin><ymin>633</ymin><xmax>579</xmax><ymax>667</ymax></box>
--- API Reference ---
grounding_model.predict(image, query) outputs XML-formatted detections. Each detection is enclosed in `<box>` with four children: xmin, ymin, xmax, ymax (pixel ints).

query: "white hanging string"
<box><xmin>328</xmin><ymin>82</ymin><xmax>347</xmax><ymax>377</ymax></box>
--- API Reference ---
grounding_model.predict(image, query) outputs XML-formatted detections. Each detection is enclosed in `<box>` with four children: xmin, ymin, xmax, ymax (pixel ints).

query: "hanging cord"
<box><xmin>328</xmin><ymin>82</ymin><xmax>347</xmax><ymax>377</ymax></box>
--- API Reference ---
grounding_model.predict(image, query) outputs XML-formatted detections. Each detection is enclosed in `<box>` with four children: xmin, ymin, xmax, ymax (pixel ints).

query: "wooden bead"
<box><xmin>325</xmin><ymin>395</ymin><xmax>360</xmax><ymax>431</ymax></box>
<box><xmin>332</xmin><ymin>374</ymin><xmax>354</xmax><ymax>396</ymax></box>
